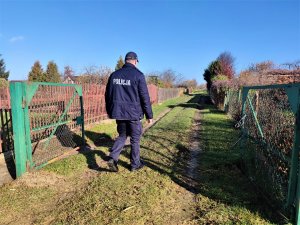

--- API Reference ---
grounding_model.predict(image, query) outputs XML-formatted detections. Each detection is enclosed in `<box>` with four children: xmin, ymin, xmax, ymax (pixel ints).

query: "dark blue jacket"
<box><xmin>105</xmin><ymin>63</ymin><xmax>153</xmax><ymax>120</ymax></box>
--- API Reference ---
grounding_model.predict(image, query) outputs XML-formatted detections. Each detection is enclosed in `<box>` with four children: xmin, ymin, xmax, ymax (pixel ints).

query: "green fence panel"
<box><xmin>10</xmin><ymin>82</ymin><xmax>85</xmax><ymax>177</ymax></box>
<box><xmin>10</xmin><ymin>82</ymin><xmax>27</xmax><ymax>177</ymax></box>
<box><xmin>232</xmin><ymin>84</ymin><xmax>300</xmax><ymax>224</ymax></box>
<box><xmin>297</xmin><ymin>163</ymin><xmax>300</xmax><ymax>224</ymax></box>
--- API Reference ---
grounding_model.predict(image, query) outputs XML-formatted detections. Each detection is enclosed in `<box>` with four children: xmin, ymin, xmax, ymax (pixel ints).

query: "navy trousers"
<box><xmin>109</xmin><ymin>120</ymin><xmax>143</xmax><ymax>169</ymax></box>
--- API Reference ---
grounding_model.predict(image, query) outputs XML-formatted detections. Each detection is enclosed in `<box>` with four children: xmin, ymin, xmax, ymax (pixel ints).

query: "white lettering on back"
<box><xmin>113</xmin><ymin>79</ymin><xmax>131</xmax><ymax>86</ymax></box>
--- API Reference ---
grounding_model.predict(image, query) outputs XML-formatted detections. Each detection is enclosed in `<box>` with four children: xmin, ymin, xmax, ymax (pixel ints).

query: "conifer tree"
<box><xmin>115</xmin><ymin>56</ymin><xmax>124</xmax><ymax>71</ymax></box>
<box><xmin>45</xmin><ymin>61</ymin><xmax>61</xmax><ymax>82</ymax></box>
<box><xmin>0</xmin><ymin>54</ymin><xmax>10</xmax><ymax>80</ymax></box>
<box><xmin>203</xmin><ymin>60</ymin><xmax>221</xmax><ymax>90</ymax></box>
<box><xmin>28</xmin><ymin>61</ymin><xmax>45</xmax><ymax>81</ymax></box>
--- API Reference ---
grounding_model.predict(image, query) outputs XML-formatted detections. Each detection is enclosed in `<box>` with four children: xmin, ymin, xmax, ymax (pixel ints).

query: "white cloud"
<box><xmin>9</xmin><ymin>36</ymin><xmax>24</xmax><ymax>43</ymax></box>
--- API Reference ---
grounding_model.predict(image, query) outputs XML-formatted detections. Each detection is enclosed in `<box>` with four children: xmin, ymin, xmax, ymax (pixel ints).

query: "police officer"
<box><xmin>105</xmin><ymin>51</ymin><xmax>153</xmax><ymax>172</ymax></box>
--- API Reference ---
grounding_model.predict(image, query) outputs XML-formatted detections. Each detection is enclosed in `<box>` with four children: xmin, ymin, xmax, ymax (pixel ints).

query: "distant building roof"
<box><xmin>63</xmin><ymin>75</ymin><xmax>79</xmax><ymax>84</ymax></box>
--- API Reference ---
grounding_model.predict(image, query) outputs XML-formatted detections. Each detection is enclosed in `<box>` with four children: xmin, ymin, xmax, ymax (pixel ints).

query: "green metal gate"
<box><xmin>241</xmin><ymin>84</ymin><xmax>300</xmax><ymax>224</ymax></box>
<box><xmin>10</xmin><ymin>82</ymin><xmax>85</xmax><ymax>178</ymax></box>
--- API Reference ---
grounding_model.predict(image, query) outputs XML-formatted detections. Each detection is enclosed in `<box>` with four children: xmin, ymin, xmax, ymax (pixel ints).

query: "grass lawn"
<box><xmin>0</xmin><ymin>92</ymin><xmax>284</xmax><ymax>224</ymax></box>
<box><xmin>194</xmin><ymin>104</ymin><xmax>276</xmax><ymax>224</ymax></box>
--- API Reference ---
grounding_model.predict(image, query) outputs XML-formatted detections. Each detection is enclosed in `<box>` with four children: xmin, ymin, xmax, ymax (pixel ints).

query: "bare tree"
<box><xmin>238</xmin><ymin>61</ymin><xmax>276</xmax><ymax>85</ymax></box>
<box><xmin>282</xmin><ymin>62</ymin><xmax>294</xmax><ymax>70</ymax></box>
<box><xmin>98</xmin><ymin>66</ymin><xmax>112</xmax><ymax>85</ymax></box>
<box><xmin>63</xmin><ymin>66</ymin><xmax>75</xmax><ymax>78</ymax></box>
<box><xmin>282</xmin><ymin>60</ymin><xmax>300</xmax><ymax>70</ymax></box>
<box><xmin>294</xmin><ymin>60</ymin><xmax>300</xmax><ymax>70</ymax></box>
<box><xmin>249</xmin><ymin>61</ymin><xmax>275</xmax><ymax>72</ymax></box>
<box><xmin>77</xmin><ymin>65</ymin><xmax>112</xmax><ymax>84</ymax></box>
<box><xmin>160</xmin><ymin>69</ymin><xmax>182</xmax><ymax>88</ymax></box>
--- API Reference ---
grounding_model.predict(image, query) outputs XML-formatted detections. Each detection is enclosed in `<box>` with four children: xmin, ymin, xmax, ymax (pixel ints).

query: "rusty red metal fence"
<box><xmin>0</xmin><ymin>109</ymin><xmax>13</xmax><ymax>153</ymax></box>
<box><xmin>0</xmin><ymin>87</ymin><xmax>12</xmax><ymax>153</ymax></box>
<box><xmin>82</xmin><ymin>84</ymin><xmax>107</xmax><ymax>124</ymax></box>
<box><xmin>0</xmin><ymin>87</ymin><xmax>10</xmax><ymax>109</ymax></box>
<box><xmin>80</xmin><ymin>84</ymin><xmax>159</xmax><ymax>125</ymax></box>
<box><xmin>0</xmin><ymin>83</ymin><xmax>182</xmax><ymax>154</ymax></box>
<box><xmin>147</xmin><ymin>84</ymin><xmax>158</xmax><ymax>104</ymax></box>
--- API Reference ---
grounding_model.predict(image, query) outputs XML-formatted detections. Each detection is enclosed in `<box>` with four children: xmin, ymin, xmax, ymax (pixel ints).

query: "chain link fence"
<box><xmin>221</xmin><ymin>85</ymin><xmax>299</xmax><ymax>222</ymax></box>
<box><xmin>242</xmin><ymin>88</ymin><xmax>294</xmax><ymax>211</ymax></box>
<box><xmin>28</xmin><ymin>85</ymin><xmax>83</xmax><ymax>167</ymax></box>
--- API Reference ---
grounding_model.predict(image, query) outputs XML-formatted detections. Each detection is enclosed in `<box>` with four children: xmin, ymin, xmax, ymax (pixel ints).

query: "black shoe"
<box><xmin>131</xmin><ymin>163</ymin><xmax>144</xmax><ymax>172</ymax></box>
<box><xmin>107</xmin><ymin>159</ymin><xmax>118</xmax><ymax>172</ymax></box>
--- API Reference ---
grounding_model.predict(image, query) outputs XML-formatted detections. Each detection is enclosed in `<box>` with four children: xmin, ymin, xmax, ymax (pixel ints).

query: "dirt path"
<box><xmin>186</xmin><ymin>109</ymin><xmax>202</xmax><ymax>192</ymax></box>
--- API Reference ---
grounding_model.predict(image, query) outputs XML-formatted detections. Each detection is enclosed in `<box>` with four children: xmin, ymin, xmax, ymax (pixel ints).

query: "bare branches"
<box><xmin>77</xmin><ymin>65</ymin><xmax>112</xmax><ymax>85</ymax></box>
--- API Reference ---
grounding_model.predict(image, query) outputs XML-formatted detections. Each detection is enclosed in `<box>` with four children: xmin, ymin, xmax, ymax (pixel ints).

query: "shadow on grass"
<box><xmin>85</xmin><ymin>130</ymin><xmax>114</xmax><ymax>147</ymax></box>
<box><xmin>79</xmin><ymin>93</ymin><xmax>282</xmax><ymax>223</ymax></box>
<box><xmin>138</xmin><ymin>94</ymin><xmax>205</xmax><ymax>194</ymax></box>
<box><xmin>80</xmin><ymin>130</ymin><xmax>113</xmax><ymax>171</ymax></box>
<box><xmin>81</xmin><ymin>130</ymin><xmax>134</xmax><ymax>172</ymax></box>
<box><xmin>141</xmin><ymin>93</ymin><xmax>282</xmax><ymax>224</ymax></box>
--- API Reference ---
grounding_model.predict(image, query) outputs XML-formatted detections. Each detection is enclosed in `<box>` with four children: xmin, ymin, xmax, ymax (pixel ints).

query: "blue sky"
<box><xmin>0</xmin><ymin>0</ymin><xmax>299</xmax><ymax>84</ymax></box>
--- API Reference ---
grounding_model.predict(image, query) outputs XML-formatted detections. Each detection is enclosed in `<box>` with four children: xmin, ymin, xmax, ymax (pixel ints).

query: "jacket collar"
<box><xmin>123</xmin><ymin>62</ymin><xmax>136</xmax><ymax>68</ymax></box>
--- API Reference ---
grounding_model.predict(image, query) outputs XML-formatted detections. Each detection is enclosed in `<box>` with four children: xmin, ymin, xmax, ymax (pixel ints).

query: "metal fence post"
<box><xmin>285</xmin><ymin>85</ymin><xmax>300</xmax><ymax>224</ymax></box>
<box><xmin>293</xmin><ymin>87</ymin><xmax>300</xmax><ymax>225</ymax></box>
<box><xmin>23</xmin><ymin>82</ymin><xmax>34</xmax><ymax>168</ymax></box>
<box><xmin>296</xmin><ymin>165</ymin><xmax>300</xmax><ymax>225</ymax></box>
<box><xmin>241</xmin><ymin>87</ymin><xmax>249</xmax><ymax>116</ymax></box>
<box><xmin>286</xmin><ymin>87</ymin><xmax>300</xmax><ymax>216</ymax></box>
<box><xmin>75</xmin><ymin>85</ymin><xmax>85</xmax><ymax>146</ymax></box>
<box><xmin>10</xmin><ymin>82</ymin><xmax>27</xmax><ymax>177</ymax></box>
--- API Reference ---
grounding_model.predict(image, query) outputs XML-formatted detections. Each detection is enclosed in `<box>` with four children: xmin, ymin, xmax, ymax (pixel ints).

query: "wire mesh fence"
<box><xmin>221</xmin><ymin>85</ymin><xmax>300</xmax><ymax>222</ymax></box>
<box><xmin>28</xmin><ymin>85</ymin><xmax>83</xmax><ymax>166</ymax></box>
<box><xmin>241</xmin><ymin>88</ymin><xmax>295</xmax><ymax>211</ymax></box>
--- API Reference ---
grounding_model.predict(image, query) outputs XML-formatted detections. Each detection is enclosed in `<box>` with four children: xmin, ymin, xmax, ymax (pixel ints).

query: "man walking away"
<box><xmin>105</xmin><ymin>51</ymin><xmax>153</xmax><ymax>172</ymax></box>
